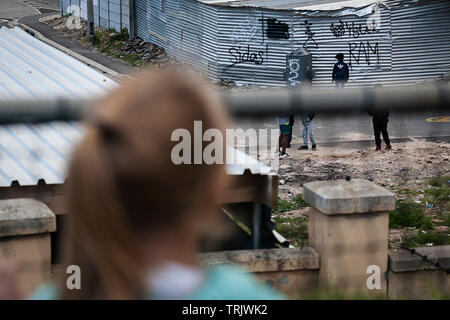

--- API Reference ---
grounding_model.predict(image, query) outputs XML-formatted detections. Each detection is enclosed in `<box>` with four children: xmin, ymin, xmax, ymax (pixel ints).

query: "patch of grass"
<box><xmin>445</xmin><ymin>213</ymin><xmax>450</xmax><ymax>227</ymax></box>
<box><xmin>273</xmin><ymin>216</ymin><xmax>308</xmax><ymax>247</ymax></box>
<box><xmin>424</xmin><ymin>175</ymin><xmax>450</xmax><ymax>205</ymax></box>
<box><xmin>427</xmin><ymin>176</ymin><xmax>449</xmax><ymax>187</ymax></box>
<box><xmin>424</xmin><ymin>186</ymin><xmax>450</xmax><ymax>204</ymax></box>
<box><xmin>110</xmin><ymin>28</ymin><xmax>129</xmax><ymax>42</ymax></box>
<box><xmin>273</xmin><ymin>194</ymin><xmax>309</xmax><ymax>213</ymax></box>
<box><xmin>122</xmin><ymin>54</ymin><xmax>141</xmax><ymax>65</ymax></box>
<box><xmin>293</xmin><ymin>194</ymin><xmax>309</xmax><ymax>208</ymax></box>
<box><xmin>91</xmin><ymin>27</ymin><xmax>158</xmax><ymax>67</ymax></box>
<box><xmin>403</xmin><ymin>230</ymin><xmax>450</xmax><ymax>247</ymax></box>
<box><xmin>92</xmin><ymin>28</ymin><xmax>128</xmax><ymax>56</ymax></box>
<box><xmin>389</xmin><ymin>200</ymin><xmax>433</xmax><ymax>230</ymax></box>
<box><xmin>273</xmin><ymin>199</ymin><xmax>298</xmax><ymax>213</ymax></box>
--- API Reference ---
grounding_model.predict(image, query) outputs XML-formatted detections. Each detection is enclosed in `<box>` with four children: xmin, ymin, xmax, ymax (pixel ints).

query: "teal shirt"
<box><xmin>31</xmin><ymin>265</ymin><xmax>284</xmax><ymax>300</ymax></box>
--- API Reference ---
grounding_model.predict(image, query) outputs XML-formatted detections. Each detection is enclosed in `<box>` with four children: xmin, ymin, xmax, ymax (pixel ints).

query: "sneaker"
<box><xmin>279</xmin><ymin>153</ymin><xmax>290</xmax><ymax>159</ymax></box>
<box><xmin>375</xmin><ymin>146</ymin><xmax>382</xmax><ymax>151</ymax></box>
<box><xmin>385</xmin><ymin>145</ymin><xmax>392</xmax><ymax>151</ymax></box>
<box><xmin>298</xmin><ymin>145</ymin><xmax>309</xmax><ymax>150</ymax></box>
<box><xmin>312</xmin><ymin>145</ymin><xmax>317</xmax><ymax>151</ymax></box>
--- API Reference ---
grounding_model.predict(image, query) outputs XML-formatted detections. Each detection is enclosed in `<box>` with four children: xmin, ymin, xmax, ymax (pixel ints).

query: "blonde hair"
<box><xmin>60</xmin><ymin>71</ymin><xmax>228</xmax><ymax>299</ymax></box>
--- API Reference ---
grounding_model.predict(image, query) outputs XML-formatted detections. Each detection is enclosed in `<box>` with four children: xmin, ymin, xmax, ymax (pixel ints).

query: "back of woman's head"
<box><xmin>336</xmin><ymin>53</ymin><xmax>344</xmax><ymax>61</ymax></box>
<box><xmin>61</xmin><ymin>71</ymin><xmax>229</xmax><ymax>299</ymax></box>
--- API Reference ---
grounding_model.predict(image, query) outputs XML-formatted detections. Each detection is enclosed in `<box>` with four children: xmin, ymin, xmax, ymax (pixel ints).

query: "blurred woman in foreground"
<box><xmin>33</xmin><ymin>72</ymin><xmax>283</xmax><ymax>300</ymax></box>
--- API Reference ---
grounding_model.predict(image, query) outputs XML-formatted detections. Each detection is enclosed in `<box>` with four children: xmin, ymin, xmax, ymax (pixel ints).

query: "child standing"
<box><xmin>332</xmin><ymin>53</ymin><xmax>350</xmax><ymax>89</ymax></box>
<box><xmin>278</xmin><ymin>114</ymin><xmax>291</xmax><ymax>158</ymax></box>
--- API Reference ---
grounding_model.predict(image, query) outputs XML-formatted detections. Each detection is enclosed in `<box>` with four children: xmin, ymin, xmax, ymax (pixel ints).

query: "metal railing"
<box><xmin>0</xmin><ymin>82</ymin><xmax>448</xmax><ymax>124</ymax></box>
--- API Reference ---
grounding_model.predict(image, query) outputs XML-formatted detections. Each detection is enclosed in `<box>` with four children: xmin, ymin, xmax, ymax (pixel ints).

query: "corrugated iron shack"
<box><xmin>62</xmin><ymin>0</ymin><xmax>450</xmax><ymax>87</ymax></box>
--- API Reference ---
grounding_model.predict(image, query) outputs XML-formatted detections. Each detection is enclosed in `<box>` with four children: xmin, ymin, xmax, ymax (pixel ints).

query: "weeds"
<box><xmin>389</xmin><ymin>200</ymin><xmax>433</xmax><ymax>230</ymax></box>
<box><xmin>424</xmin><ymin>187</ymin><xmax>450</xmax><ymax>204</ymax></box>
<box><xmin>273</xmin><ymin>216</ymin><xmax>308</xmax><ymax>247</ymax></box>
<box><xmin>273</xmin><ymin>194</ymin><xmax>309</xmax><ymax>213</ymax></box>
<box><xmin>427</xmin><ymin>176</ymin><xmax>449</xmax><ymax>187</ymax></box>
<box><xmin>402</xmin><ymin>230</ymin><xmax>450</xmax><ymax>247</ymax></box>
<box><xmin>424</xmin><ymin>175</ymin><xmax>450</xmax><ymax>204</ymax></box>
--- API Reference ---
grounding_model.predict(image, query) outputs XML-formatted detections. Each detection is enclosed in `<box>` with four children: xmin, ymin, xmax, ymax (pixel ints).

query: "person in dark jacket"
<box><xmin>368</xmin><ymin>107</ymin><xmax>392</xmax><ymax>151</ymax></box>
<box><xmin>332</xmin><ymin>53</ymin><xmax>349</xmax><ymax>89</ymax></box>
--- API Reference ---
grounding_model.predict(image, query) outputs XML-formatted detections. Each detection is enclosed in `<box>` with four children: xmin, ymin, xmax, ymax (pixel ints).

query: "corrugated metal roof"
<box><xmin>199</xmin><ymin>0</ymin><xmax>380</xmax><ymax>11</ymax></box>
<box><xmin>0</xmin><ymin>26</ymin><xmax>273</xmax><ymax>187</ymax></box>
<box><xmin>0</xmin><ymin>26</ymin><xmax>118</xmax><ymax>187</ymax></box>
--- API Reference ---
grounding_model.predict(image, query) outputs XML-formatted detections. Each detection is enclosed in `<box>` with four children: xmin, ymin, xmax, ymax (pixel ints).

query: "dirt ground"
<box><xmin>44</xmin><ymin>14</ymin><xmax>88</xmax><ymax>42</ymax></box>
<box><xmin>274</xmin><ymin>138</ymin><xmax>450</xmax><ymax>248</ymax></box>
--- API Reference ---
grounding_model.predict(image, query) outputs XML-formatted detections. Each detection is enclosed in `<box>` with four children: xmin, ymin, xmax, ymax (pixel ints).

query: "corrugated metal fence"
<box><xmin>63</xmin><ymin>0</ymin><xmax>450</xmax><ymax>87</ymax></box>
<box><xmin>61</xmin><ymin>0</ymin><xmax>130</xmax><ymax>32</ymax></box>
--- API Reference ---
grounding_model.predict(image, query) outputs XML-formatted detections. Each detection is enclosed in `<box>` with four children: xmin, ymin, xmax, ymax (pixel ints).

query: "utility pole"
<box><xmin>129</xmin><ymin>0</ymin><xmax>136</xmax><ymax>39</ymax></box>
<box><xmin>87</xmin><ymin>0</ymin><xmax>95</xmax><ymax>45</ymax></box>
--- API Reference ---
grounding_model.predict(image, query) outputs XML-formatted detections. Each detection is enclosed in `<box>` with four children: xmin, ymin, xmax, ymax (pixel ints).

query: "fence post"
<box><xmin>0</xmin><ymin>199</ymin><xmax>56</xmax><ymax>297</ymax></box>
<box><xmin>303</xmin><ymin>178</ymin><xmax>395</xmax><ymax>295</ymax></box>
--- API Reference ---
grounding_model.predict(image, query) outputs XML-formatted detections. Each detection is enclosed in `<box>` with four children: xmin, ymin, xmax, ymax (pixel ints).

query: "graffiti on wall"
<box><xmin>227</xmin><ymin>16</ymin><xmax>292</xmax><ymax>70</ymax></box>
<box><xmin>328</xmin><ymin>5</ymin><xmax>387</xmax><ymax>70</ymax></box>
<box><xmin>231</xmin><ymin>16</ymin><xmax>260</xmax><ymax>43</ymax></box>
<box><xmin>227</xmin><ymin>17</ymin><xmax>320</xmax><ymax>70</ymax></box>
<box><xmin>226</xmin><ymin>44</ymin><xmax>269</xmax><ymax>69</ymax></box>
<box><xmin>330</xmin><ymin>20</ymin><xmax>380</xmax><ymax>38</ymax></box>
<box><xmin>302</xmin><ymin>20</ymin><xmax>318</xmax><ymax>49</ymax></box>
<box><xmin>348</xmin><ymin>41</ymin><xmax>380</xmax><ymax>67</ymax></box>
<box><xmin>225</xmin><ymin>6</ymin><xmax>389</xmax><ymax>72</ymax></box>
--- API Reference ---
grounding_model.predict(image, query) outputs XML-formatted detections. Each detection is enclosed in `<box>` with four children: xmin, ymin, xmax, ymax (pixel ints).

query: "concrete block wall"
<box><xmin>388</xmin><ymin>246</ymin><xmax>450</xmax><ymax>299</ymax></box>
<box><xmin>199</xmin><ymin>247</ymin><xmax>320</xmax><ymax>297</ymax></box>
<box><xmin>0</xmin><ymin>179</ymin><xmax>448</xmax><ymax>299</ymax></box>
<box><xmin>0</xmin><ymin>199</ymin><xmax>56</xmax><ymax>297</ymax></box>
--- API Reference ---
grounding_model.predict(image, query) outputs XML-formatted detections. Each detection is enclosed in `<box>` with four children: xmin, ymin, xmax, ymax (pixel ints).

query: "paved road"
<box><xmin>234</xmin><ymin>111</ymin><xmax>450</xmax><ymax>146</ymax></box>
<box><xmin>0</xmin><ymin>0</ymin><xmax>59</xmax><ymax>20</ymax></box>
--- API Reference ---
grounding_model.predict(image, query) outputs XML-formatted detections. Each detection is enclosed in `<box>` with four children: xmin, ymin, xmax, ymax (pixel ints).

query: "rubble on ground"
<box><xmin>277</xmin><ymin>139</ymin><xmax>449</xmax><ymax>194</ymax></box>
<box><xmin>44</xmin><ymin>15</ymin><xmax>170</xmax><ymax>67</ymax></box>
<box><xmin>274</xmin><ymin>138</ymin><xmax>450</xmax><ymax>248</ymax></box>
<box><xmin>121</xmin><ymin>37</ymin><xmax>169</xmax><ymax>64</ymax></box>
<box><xmin>45</xmin><ymin>14</ymin><xmax>87</xmax><ymax>41</ymax></box>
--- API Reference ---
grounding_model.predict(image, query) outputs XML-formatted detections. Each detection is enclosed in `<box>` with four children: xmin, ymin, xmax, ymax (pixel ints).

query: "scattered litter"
<box><xmin>121</xmin><ymin>37</ymin><xmax>169</xmax><ymax>64</ymax></box>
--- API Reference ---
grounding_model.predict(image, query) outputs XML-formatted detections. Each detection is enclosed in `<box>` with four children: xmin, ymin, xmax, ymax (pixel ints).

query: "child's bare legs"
<box><xmin>280</xmin><ymin>134</ymin><xmax>289</xmax><ymax>154</ymax></box>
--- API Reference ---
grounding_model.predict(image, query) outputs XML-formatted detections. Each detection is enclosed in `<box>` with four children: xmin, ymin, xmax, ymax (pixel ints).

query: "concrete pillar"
<box><xmin>0</xmin><ymin>199</ymin><xmax>56</xmax><ymax>297</ymax></box>
<box><xmin>303</xmin><ymin>179</ymin><xmax>395</xmax><ymax>295</ymax></box>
